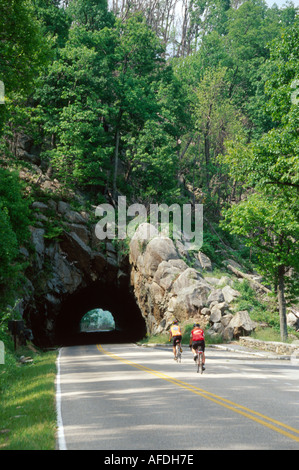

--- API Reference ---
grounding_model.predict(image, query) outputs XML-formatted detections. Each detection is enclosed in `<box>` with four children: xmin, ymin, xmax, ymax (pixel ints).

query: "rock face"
<box><xmin>18</xmin><ymin>196</ymin><xmax>132</xmax><ymax>346</ymax></box>
<box><xmin>10</xmin><ymin>134</ymin><xmax>295</xmax><ymax>346</ymax></box>
<box><xmin>129</xmin><ymin>223</ymin><xmax>256</xmax><ymax>338</ymax></box>
<box><xmin>18</xmin><ymin>195</ymin><xmax>258</xmax><ymax>345</ymax></box>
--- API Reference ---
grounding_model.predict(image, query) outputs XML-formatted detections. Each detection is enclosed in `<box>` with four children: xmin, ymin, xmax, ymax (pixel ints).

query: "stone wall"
<box><xmin>239</xmin><ymin>336</ymin><xmax>299</xmax><ymax>356</ymax></box>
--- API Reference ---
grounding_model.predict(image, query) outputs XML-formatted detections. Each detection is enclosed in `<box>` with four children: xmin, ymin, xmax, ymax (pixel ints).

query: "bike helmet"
<box><xmin>172</xmin><ymin>319</ymin><xmax>178</xmax><ymax>324</ymax></box>
<box><xmin>193</xmin><ymin>323</ymin><xmax>200</xmax><ymax>327</ymax></box>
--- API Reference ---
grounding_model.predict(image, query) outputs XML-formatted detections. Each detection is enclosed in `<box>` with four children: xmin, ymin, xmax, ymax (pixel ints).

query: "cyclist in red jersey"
<box><xmin>189</xmin><ymin>323</ymin><xmax>205</xmax><ymax>369</ymax></box>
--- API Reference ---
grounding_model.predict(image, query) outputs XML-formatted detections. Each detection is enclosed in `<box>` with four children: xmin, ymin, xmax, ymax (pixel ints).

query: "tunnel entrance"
<box><xmin>80</xmin><ymin>308</ymin><xmax>115</xmax><ymax>333</ymax></box>
<box><xmin>54</xmin><ymin>280</ymin><xmax>147</xmax><ymax>346</ymax></box>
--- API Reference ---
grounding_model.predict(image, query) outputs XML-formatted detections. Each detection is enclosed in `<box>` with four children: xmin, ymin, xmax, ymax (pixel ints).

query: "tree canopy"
<box><xmin>0</xmin><ymin>0</ymin><xmax>298</xmax><ymax>340</ymax></box>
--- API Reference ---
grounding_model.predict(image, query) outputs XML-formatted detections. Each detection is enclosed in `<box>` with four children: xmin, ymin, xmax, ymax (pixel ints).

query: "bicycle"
<box><xmin>195</xmin><ymin>346</ymin><xmax>204</xmax><ymax>374</ymax></box>
<box><xmin>175</xmin><ymin>342</ymin><xmax>182</xmax><ymax>363</ymax></box>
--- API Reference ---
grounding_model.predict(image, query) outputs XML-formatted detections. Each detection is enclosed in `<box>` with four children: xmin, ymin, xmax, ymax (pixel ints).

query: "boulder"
<box><xmin>50</xmin><ymin>251</ymin><xmax>82</xmax><ymax>294</ymax></box>
<box><xmin>201</xmin><ymin>307</ymin><xmax>211</xmax><ymax>316</ymax></box>
<box><xmin>30</xmin><ymin>227</ymin><xmax>45</xmax><ymax>269</ymax></box>
<box><xmin>175</xmin><ymin>240</ymin><xmax>190</xmax><ymax>259</ymax></box>
<box><xmin>143</xmin><ymin>236</ymin><xmax>179</xmax><ymax>277</ymax></box>
<box><xmin>287</xmin><ymin>310</ymin><xmax>299</xmax><ymax>330</ymax></box>
<box><xmin>214</xmin><ymin>301</ymin><xmax>229</xmax><ymax>313</ymax></box>
<box><xmin>60</xmin><ymin>231</ymin><xmax>92</xmax><ymax>276</ymax></box>
<box><xmin>31</xmin><ymin>201</ymin><xmax>49</xmax><ymax>212</ymax></box>
<box><xmin>211</xmin><ymin>322</ymin><xmax>224</xmax><ymax>335</ymax></box>
<box><xmin>171</xmin><ymin>268</ymin><xmax>203</xmax><ymax>294</ymax></box>
<box><xmin>129</xmin><ymin>223</ymin><xmax>159</xmax><ymax>266</ymax></box>
<box><xmin>64</xmin><ymin>223</ymin><xmax>89</xmax><ymax>245</ymax></box>
<box><xmin>205</xmin><ymin>277</ymin><xmax>221</xmax><ymax>285</ymax></box>
<box><xmin>207</xmin><ymin>289</ymin><xmax>225</xmax><ymax>305</ymax></box>
<box><xmin>91</xmin><ymin>252</ymin><xmax>107</xmax><ymax>274</ymax></box>
<box><xmin>149</xmin><ymin>281</ymin><xmax>165</xmax><ymax>305</ymax></box>
<box><xmin>222</xmin><ymin>325</ymin><xmax>234</xmax><ymax>341</ymax></box>
<box><xmin>198</xmin><ymin>251</ymin><xmax>212</xmax><ymax>271</ymax></box>
<box><xmin>228</xmin><ymin>310</ymin><xmax>257</xmax><ymax>338</ymax></box>
<box><xmin>217</xmin><ymin>276</ymin><xmax>233</xmax><ymax>287</ymax></box>
<box><xmin>153</xmin><ymin>261</ymin><xmax>182</xmax><ymax>291</ymax></box>
<box><xmin>64</xmin><ymin>210</ymin><xmax>86</xmax><ymax>224</ymax></box>
<box><xmin>209</xmin><ymin>307</ymin><xmax>222</xmax><ymax>323</ymax></box>
<box><xmin>221</xmin><ymin>313</ymin><xmax>233</xmax><ymax>328</ymax></box>
<box><xmin>30</xmin><ymin>227</ymin><xmax>45</xmax><ymax>256</ymax></box>
<box><xmin>222</xmin><ymin>285</ymin><xmax>240</xmax><ymax>304</ymax></box>
<box><xmin>174</xmin><ymin>283</ymin><xmax>210</xmax><ymax>318</ymax></box>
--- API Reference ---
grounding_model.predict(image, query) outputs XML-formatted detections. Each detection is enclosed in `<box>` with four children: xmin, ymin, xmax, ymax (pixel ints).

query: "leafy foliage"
<box><xmin>0</xmin><ymin>168</ymin><xmax>31</xmax><ymax>304</ymax></box>
<box><xmin>0</xmin><ymin>0</ymin><xmax>298</xmax><ymax>343</ymax></box>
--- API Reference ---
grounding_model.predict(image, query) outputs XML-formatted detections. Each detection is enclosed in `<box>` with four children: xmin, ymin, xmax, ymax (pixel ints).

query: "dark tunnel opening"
<box><xmin>54</xmin><ymin>281</ymin><xmax>147</xmax><ymax>346</ymax></box>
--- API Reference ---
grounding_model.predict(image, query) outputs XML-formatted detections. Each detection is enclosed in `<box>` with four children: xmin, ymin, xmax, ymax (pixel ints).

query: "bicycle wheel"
<box><xmin>175</xmin><ymin>344</ymin><xmax>181</xmax><ymax>363</ymax></box>
<box><xmin>195</xmin><ymin>350</ymin><xmax>199</xmax><ymax>371</ymax></box>
<box><xmin>196</xmin><ymin>352</ymin><xmax>200</xmax><ymax>373</ymax></box>
<box><xmin>199</xmin><ymin>353</ymin><xmax>203</xmax><ymax>374</ymax></box>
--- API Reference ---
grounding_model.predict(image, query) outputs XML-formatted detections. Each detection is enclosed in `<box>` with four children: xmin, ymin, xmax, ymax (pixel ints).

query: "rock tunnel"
<box><xmin>23</xmin><ymin>228</ymin><xmax>148</xmax><ymax>348</ymax></box>
<box><xmin>27</xmin><ymin>279</ymin><xmax>147</xmax><ymax>348</ymax></box>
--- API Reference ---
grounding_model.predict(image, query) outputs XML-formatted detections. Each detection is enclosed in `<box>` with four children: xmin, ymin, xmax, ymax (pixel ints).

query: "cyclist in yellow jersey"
<box><xmin>169</xmin><ymin>320</ymin><xmax>182</xmax><ymax>360</ymax></box>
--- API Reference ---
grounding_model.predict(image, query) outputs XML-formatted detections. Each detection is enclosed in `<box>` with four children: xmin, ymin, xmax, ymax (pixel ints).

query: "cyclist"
<box><xmin>169</xmin><ymin>320</ymin><xmax>182</xmax><ymax>360</ymax></box>
<box><xmin>189</xmin><ymin>323</ymin><xmax>205</xmax><ymax>370</ymax></box>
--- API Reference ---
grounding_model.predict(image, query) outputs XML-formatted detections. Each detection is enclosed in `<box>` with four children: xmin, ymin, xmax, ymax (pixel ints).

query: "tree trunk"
<box><xmin>113</xmin><ymin>127</ymin><xmax>120</xmax><ymax>201</ymax></box>
<box><xmin>112</xmin><ymin>107</ymin><xmax>123</xmax><ymax>201</ymax></box>
<box><xmin>204</xmin><ymin>103</ymin><xmax>212</xmax><ymax>189</ymax></box>
<box><xmin>277</xmin><ymin>264</ymin><xmax>288</xmax><ymax>342</ymax></box>
<box><xmin>226</xmin><ymin>264</ymin><xmax>271</xmax><ymax>294</ymax></box>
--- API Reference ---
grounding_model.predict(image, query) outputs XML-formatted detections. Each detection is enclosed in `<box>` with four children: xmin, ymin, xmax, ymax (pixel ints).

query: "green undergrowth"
<box><xmin>0</xmin><ymin>342</ymin><xmax>58</xmax><ymax>450</ymax></box>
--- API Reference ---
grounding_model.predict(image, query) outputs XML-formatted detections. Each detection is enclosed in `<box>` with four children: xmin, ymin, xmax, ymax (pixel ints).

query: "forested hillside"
<box><xmin>0</xmin><ymin>0</ymin><xmax>298</xmax><ymax>341</ymax></box>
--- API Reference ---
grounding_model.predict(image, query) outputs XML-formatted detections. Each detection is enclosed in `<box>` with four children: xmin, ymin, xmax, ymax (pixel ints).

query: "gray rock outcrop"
<box><xmin>17</xmin><ymin>198</ymin><xmax>258</xmax><ymax>345</ymax></box>
<box><xmin>129</xmin><ymin>223</ymin><xmax>256</xmax><ymax>339</ymax></box>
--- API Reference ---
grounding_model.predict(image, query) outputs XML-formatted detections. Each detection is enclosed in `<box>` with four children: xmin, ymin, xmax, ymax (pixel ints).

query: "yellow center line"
<box><xmin>97</xmin><ymin>344</ymin><xmax>299</xmax><ymax>445</ymax></box>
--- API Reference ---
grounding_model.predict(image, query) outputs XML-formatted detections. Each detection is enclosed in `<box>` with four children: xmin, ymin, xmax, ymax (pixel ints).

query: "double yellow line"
<box><xmin>97</xmin><ymin>344</ymin><xmax>299</xmax><ymax>445</ymax></box>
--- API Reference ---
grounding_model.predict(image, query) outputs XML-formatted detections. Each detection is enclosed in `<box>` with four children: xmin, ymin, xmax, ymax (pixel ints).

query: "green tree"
<box><xmin>107</xmin><ymin>14</ymin><xmax>167</xmax><ymax>200</ymax></box>
<box><xmin>33</xmin><ymin>10</ymin><xmax>115</xmax><ymax>191</ymax></box>
<box><xmin>219</xmin><ymin>20</ymin><xmax>299</xmax><ymax>341</ymax></box>
<box><xmin>222</xmin><ymin>193</ymin><xmax>298</xmax><ymax>341</ymax></box>
<box><xmin>0</xmin><ymin>168</ymin><xmax>31</xmax><ymax>305</ymax></box>
<box><xmin>67</xmin><ymin>0</ymin><xmax>114</xmax><ymax>31</ymax></box>
<box><xmin>190</xmin><ymin>0</ymin><xmax>297</xmax><ymax>137</ymax></box>
<box><xmin>32</xmin><ymin>0</ymin><xmax>71</xmax><ymax>48</ymax></box>
<box><xmin>34</xmin><ymin>10</ymin><xmax>183</xmax><ymax>205</ymax></box>
<box><xmin>221</xmin><ymin>18</ymin><xmax>299</xmax><ymax>192</ymax></box>
<box><xmin>0</xmin><ymin>0</ymin><xmax>49</xmax><ymax>94</ymax></box>
<box><xmin>0</xmin><ymin>0</ymin><xmax>50</xmax><ymax>132</ymax></box>
<box><xmin>174</xmin><ymin>65</ymin><xmax>245</xmax><ymax>214</ymax></box>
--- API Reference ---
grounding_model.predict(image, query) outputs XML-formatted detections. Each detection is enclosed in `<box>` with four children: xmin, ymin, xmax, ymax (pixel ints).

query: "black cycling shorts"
<box><xmin>192</xmin><ymin>340</ymin><xmax>205</xmax><ymax>352</ymax></box>
<box><xmin>173</xmin><ymin>335</ymin><xmax>182</xmax><ymax>346</ymax></box>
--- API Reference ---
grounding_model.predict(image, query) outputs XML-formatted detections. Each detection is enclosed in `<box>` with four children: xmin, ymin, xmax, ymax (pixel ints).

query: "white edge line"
<box><xmin>56</xmin><ymin>348</ymin><xmax>67</xmax><ymax>450</ymax></box>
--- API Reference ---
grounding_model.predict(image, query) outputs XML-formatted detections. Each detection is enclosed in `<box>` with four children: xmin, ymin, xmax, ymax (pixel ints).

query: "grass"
<box><xmin>231</xmin><ymin>279</ymin><xmax>299</xmax><ymax>342</ymax></box>
<box><xmin>0</xmin><ymin>343</ymin><xmax>58</xmax><ymax>450</ymax></box>
<box><xmin>251</xmin><ymin>327</ymin><xmax>283</xmax><ymax>343</ymax></box>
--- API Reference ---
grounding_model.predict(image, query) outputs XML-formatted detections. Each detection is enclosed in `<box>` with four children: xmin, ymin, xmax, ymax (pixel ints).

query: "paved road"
<box><xmin>56</xmin><ymin>343</ymin><xmax>299</xmax><ymax>451</ymax></box>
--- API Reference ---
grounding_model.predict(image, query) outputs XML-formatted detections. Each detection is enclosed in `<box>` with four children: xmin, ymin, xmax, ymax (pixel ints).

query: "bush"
<box><xmin>0</xmin><ymin>167</ymin><xmax>31</xmax><ymax>307</ymax></box>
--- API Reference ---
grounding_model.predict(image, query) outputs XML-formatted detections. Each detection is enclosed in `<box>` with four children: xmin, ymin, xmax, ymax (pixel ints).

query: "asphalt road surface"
<box><xmin>56</xmin><ymin>343</ymin><xmax>299</xmax><ymax>451</ymax></box>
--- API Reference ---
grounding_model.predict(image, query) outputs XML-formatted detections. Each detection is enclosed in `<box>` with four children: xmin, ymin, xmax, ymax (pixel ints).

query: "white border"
<box><xmin>56</xmin><ymin>348</ymin><xmax>67</xmax><ymax>450</ymax></box>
